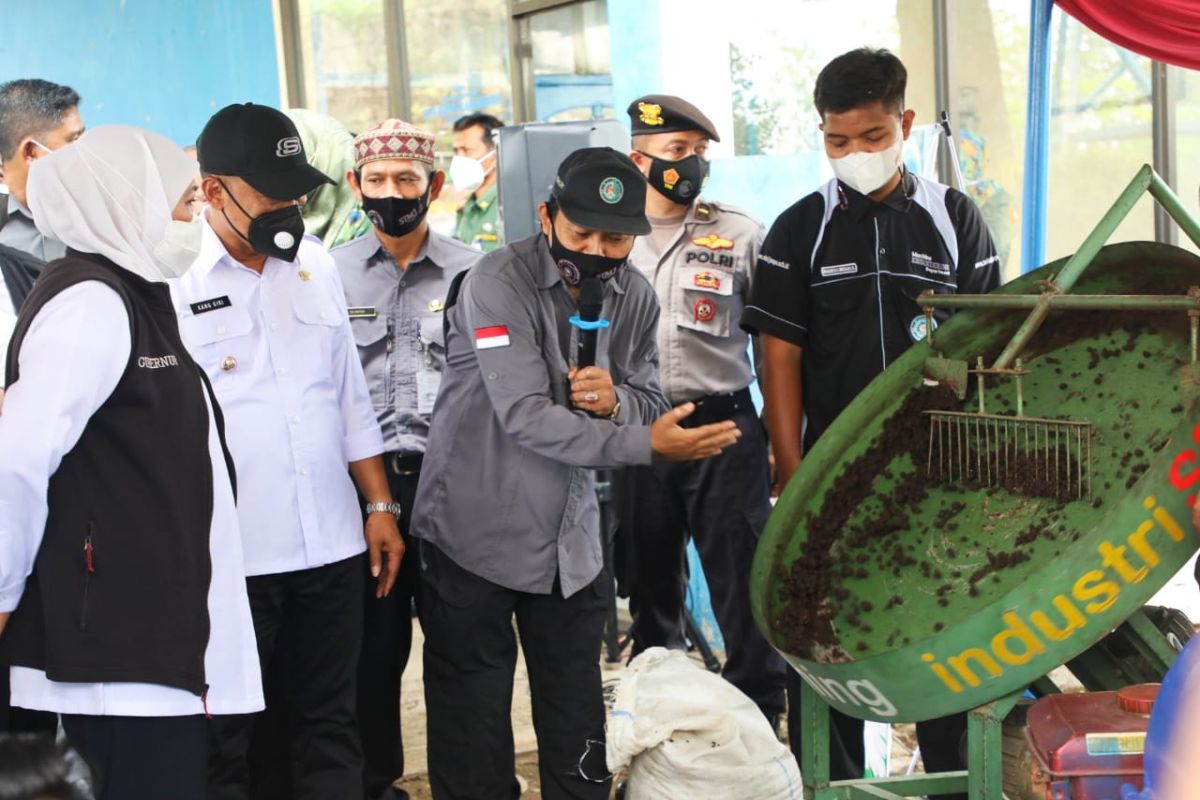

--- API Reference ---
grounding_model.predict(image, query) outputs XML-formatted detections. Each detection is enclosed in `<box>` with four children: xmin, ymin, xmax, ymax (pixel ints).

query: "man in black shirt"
<box><xmin>741</xmin><ymin>48</ymin><xmax>1000</xmax><ymax>795</ymax></box>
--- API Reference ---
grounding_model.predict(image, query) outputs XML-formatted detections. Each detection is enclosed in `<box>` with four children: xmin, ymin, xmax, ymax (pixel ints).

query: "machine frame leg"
<box><xmin>799</xmin><ymin>683</ymin><xmax>1020</xmax><ymax>800</ymax></box>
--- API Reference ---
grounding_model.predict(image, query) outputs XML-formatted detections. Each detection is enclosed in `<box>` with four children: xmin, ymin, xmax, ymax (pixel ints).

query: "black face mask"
<box><xmin>362</xmin><ymin>186</ymin><xmax>431</xmax><ymax>238</ymax></box>
<box><xmin>218</xmin><ymin>178</ymin><xmax>305</xmax><ymax>262</ymax></box>
<box><xmin>639</xmin><ymin>152</ymin><xmax>708</xmax><ymax>205</ymax></box>
<box><xmin>547</xmin><ymin>227</ymin><xmax>625</xmax><ymax>285</ymax></box>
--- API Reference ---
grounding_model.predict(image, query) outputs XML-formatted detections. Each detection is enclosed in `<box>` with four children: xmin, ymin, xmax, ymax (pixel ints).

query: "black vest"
<box><xmin>1</xmin><ymin>251</ymin><xmax>232</xmax><ymax>695</ymax></box>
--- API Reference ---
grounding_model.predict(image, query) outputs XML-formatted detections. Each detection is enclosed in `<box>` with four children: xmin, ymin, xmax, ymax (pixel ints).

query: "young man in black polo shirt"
<box><xmin>741</xmin><ymin>48</ymin><xmax>1000</xmax><ymax>794</ymax></box>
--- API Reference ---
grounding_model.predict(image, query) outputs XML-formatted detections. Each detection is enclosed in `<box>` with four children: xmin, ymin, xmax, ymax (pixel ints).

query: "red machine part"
<box><xmin>1022</xmin><ymin>685</ymin><xmax>1158</xmax><ymax>799</ymax></box>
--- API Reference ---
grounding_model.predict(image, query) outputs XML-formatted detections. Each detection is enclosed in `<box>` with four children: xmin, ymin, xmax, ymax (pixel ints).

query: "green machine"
<box><xmin>752</xmin><ymin>166</ymin><xmax>1200</xmax><ymax>799</ymax></box>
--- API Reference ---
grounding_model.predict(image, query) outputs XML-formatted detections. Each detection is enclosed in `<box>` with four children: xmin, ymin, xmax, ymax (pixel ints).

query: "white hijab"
<box><xmin>27</xmin><ymin>125</ymin><xmax>195</xmax><ymax>283</ymax></box>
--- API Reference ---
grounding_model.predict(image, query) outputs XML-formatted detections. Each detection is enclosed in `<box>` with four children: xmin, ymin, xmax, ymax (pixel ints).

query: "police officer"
<box><xmin>332</xmin><ymin>118</ymin><xmax>479</xmax><ymax>800</ymax></box>
<box><xmin>617</xmin><ymin>94</ymin><xmax>787</xmax><ymax>721</ymax></box>
<box><xmin>174</xmin><ymin>103</ymin><xmax>404</xmax><ymax>800</ymax></box>
<box><xmin>410</xmin><ymin>147</ymin><xmax>742</xmax><ymax>800</ymax></box>
<box><xmin>741</xmin><ymin>48</ymin><xmax>1000</xmax><ymax>795</ymax></box>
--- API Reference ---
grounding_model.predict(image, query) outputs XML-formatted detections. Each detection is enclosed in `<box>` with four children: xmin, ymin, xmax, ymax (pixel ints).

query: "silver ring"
<box><xmin>584</xmin><ymin>391</ymin><xmax>599</xmax><ymax>403</ymax></box>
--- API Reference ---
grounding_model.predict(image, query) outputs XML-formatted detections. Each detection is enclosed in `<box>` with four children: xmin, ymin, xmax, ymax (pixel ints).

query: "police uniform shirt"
<box><xmin>741</xmin><ymin>171</ymin><xmax>1000</xmax><ymax>449</ymax></box>
<box><xmin>409</xmin><ymin>233</ymin><xmax>671</xmax><ymax>598</ymax></box>
<box><xmin>332</xmin><ymin>230</ymin><xmax>480</xmax><ymax>455</ymax></box>
<box><xmin>0</xmin><ymin>193</ymin><xmax>66</xmax><ymax>262</ymax></box>
<box><xmin>0</xmin><ymin>281</ymin><xmax>262</xmax><ymax>717</ymax></box>
<box><xmin>627</xmin><ymin>197</ymin><xmax>763</xmax><ymax>404</ymax></box>
<box><xmin>173</xmin><ymin>220</ymin><xmax>385</xmax><ymax>577</ymax></box>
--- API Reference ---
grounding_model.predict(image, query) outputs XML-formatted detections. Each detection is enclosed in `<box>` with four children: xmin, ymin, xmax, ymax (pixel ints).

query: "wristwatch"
<box><xmin>365</xmin><ymin>502</ymin><xmax>402</xmax><ymax>518</ymax></box>
<box><xmin>607</xmin><ymin>400</ymin><xmax>622</xmax><ymax>422</ymax></box>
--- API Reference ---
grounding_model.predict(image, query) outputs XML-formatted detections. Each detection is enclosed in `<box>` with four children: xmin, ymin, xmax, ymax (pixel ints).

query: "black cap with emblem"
<box><xmin>550</xmin><ymin>147</ymin><xmax>650</xmax><ymax>236</ymax></box>
<box><xmin>627</xmin><ymin>94</ymin><xmax>721</xmax><ymax>142</ymax></box>
<box><xmin>197</xmin><ymin>103</ymin><xmax>334</xmax><ymax>201</ymax></box>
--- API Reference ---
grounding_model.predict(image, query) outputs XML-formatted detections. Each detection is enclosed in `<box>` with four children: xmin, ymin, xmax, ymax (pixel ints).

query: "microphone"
<box><xmin>575</xmin><ymin>277</ymin><xmax>604</xmax><ymax>368</ymax></box>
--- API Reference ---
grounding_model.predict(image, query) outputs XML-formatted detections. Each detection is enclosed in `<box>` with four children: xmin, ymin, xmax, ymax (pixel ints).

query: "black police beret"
<box><xmin>627</xmin><ymin>94</ymin><xmax>721</xmax><ymax>142</ymax></box>
<box><xmin>550</xmin><ymin>147</ymin><xmax>650</xmax><ymax>236</ymax></box>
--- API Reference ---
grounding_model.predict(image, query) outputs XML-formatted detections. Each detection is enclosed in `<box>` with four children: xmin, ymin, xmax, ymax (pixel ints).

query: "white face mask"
<box><xmin>449</xmin><ymin>151</ymin><xmax>494</xmax><ymax>194</ymax></box>
<box><xmin>152</xmin><ymin>216</ymin><xmax>205</xmax><ymax>278</ymax></box>
<box><xmin>829</xmin><ymin>136</ymin><xmax>904</xmax><ymax>196</ymax></box>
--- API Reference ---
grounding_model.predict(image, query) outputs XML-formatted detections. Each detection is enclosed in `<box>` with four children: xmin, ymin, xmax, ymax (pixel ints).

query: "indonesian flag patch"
<box><xmin>475</xmin><ymin>325</ymin><xmax>511</xmax><ymax>349</ymax></box>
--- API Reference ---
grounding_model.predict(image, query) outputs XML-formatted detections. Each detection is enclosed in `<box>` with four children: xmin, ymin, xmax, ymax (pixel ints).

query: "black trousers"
<box><xmin>614</xmin><ymin>406</ymin><xmax>787</xmax><ymax>717</ymax></box>
<box><xmin>417</xmin><ymin>542</ymin><xmax>610</xmax><ymax>800</ymax></box>
<box><xmin>357</xmin><ymin>459</ymin><xmax>421</xmax><ymax>799</ymax></box>
<box><xmin>786</xmin><ymin>671</ymin><xmax>967</xmax><ymax>800</ymax></box>
<box><xmin>208</xmin><ymin>554</ymin><xmax>365</xmax><ymax>800</ymax></box>
<box><xmin>62</xmin><ymin>713</ymin><xmax>207</xmax><ymax>800</ymax></box>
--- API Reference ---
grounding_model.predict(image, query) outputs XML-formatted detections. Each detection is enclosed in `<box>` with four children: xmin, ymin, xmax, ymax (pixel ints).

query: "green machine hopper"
<box><xmin>752</xmin><ymin>166</ymin><xmax>1200</xmax><ymax>799</ymax></box>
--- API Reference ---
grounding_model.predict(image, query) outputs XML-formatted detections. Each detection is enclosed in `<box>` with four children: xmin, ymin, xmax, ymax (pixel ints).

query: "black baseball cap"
<box><xmin>550</xmin><ymin>147</ymin><xmax>650</xmax><ymax>236</ymax></box>
<box><xmin>196</xmin><ymin>103</ymin><xmax>334</xmax><ymax>201</ymax></box>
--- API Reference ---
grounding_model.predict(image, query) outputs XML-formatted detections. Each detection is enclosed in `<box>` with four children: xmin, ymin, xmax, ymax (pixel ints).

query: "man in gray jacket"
<box><xmin>410</xmin><ymin>147</ymin><xmax>740</xmax><ymax>800</ymax></box>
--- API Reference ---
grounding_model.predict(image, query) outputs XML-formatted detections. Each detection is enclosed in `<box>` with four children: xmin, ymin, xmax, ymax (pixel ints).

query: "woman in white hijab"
<box><xmin>0</xmin><ymin>126</ymin><xmax>262</xmax><ymax>800</ymax></box>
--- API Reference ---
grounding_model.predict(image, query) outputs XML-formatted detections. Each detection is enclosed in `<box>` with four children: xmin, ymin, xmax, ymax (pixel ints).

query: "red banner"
<box><xmin>1057</xmin><ymin>0</ymin><xmax>1200</xmax><ymax>70</ymax></box>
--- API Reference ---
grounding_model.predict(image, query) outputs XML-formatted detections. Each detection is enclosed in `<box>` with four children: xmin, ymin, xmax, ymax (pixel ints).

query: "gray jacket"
<box><xmin>410</xmin><ymin>233</ymin><xmax>669</xmax><ymax>597</ymax></box>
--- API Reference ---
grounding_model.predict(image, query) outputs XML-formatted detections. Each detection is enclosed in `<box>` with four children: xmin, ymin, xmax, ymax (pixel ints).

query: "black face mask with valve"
<box><xmin>361</xmin><ymin>186</ymin><xmax>431</xmax><ymax>238</ymax></box>
<box><xmin>218</xmin><ymin>178</ymin><xmax>305</xmax><ymax>262</ymax></box>
<box><xmin>638</xmin><ymin>152</ymin><xmax>709</xmax><ymax>205</ymax></box>
<box><xmin>547</xmin><ymin>228</ymin><xmax>625</xmax><ymax>286</ymax></box>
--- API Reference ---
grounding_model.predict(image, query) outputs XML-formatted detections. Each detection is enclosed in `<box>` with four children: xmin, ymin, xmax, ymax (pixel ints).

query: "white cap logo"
<box><xmin>276</xmin><ymin>136</ymin><xmax>302</xmax><ymax>158</ymax></box>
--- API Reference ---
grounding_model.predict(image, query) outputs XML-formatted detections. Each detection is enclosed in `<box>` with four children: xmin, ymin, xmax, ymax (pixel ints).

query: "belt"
<box><xmin>678</xmin><ymin>387</ymin><xmax>753</xmax><ymax>429</ymax></box>
<box><xmin>386</xmin><ymin>452</ymin><xmax>424</xmax><ymax>476</ymax></box>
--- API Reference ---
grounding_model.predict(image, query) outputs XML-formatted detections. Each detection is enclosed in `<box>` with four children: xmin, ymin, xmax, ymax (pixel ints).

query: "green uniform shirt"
<box><xmin>454</xmin><ymin>183</ymin><xmax>501</xmax><ymax>253</ymax></box>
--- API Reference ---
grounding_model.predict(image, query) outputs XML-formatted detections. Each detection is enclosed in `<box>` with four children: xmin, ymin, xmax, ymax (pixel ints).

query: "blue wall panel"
<box><xmin>606</xmin><ymin>0</ymin><xmax>663</xmax><ymax>121</ymax></box>
<box><xmin>0</xmin><ymin>0</ymin><xmax>280</xmax><ymax>148</ymax></box>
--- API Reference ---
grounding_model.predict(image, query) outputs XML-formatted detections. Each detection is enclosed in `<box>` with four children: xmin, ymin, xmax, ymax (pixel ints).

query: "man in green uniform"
<box><xmin>451</xmin><ymin>113</ymin><xmax>503</xmax><ymax>253</ymax></box>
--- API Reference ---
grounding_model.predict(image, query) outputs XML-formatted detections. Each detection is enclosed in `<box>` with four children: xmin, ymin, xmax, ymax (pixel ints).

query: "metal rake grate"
<box><xmin>925</xmin><ymin>410</ymin><xmax>1093</xmax><ymax>499</ymax></box>
<box><xmin>923</xmin><ymin>357</ymin><xmax>1093</xmax><ymax>500</ymax></box>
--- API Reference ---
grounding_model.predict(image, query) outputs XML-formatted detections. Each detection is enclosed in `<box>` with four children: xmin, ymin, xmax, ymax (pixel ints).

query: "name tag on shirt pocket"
<box><xmin>819</xmin><ymin>262</ymin><xmax>858</xmax><ymax>278</ymax></box>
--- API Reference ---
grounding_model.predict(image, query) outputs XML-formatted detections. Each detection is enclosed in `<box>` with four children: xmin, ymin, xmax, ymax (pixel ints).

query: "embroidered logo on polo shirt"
<box><xmin>693</xmin><ymin>271</ymin><xmax>722</xmax><ymax>291</ymax></box>
<box><xmin>820</xmin><ymin>263</ymin><xmax>858</xmax><ymax>277</ymax></box>
<box><xmin>138</xmin><ymin>354</ymin><xmax>180</xmax><ymax>369</ymax></box>
<box><xmin>912</xmin><ymin>251</ymin><xmax>952</xmax><ymax>277</ymax></box>
<box><xmin>910</xmin><ymin>315</ymin><xmax>938</xmax><ymax>342</ymax></box>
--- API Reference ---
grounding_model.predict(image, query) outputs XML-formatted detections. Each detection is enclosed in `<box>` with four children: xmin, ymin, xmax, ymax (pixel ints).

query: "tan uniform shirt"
<box><xmin>627</xmin><ymin>197</ymin><xmax>764</xmax><ymax>404</ymax></box>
